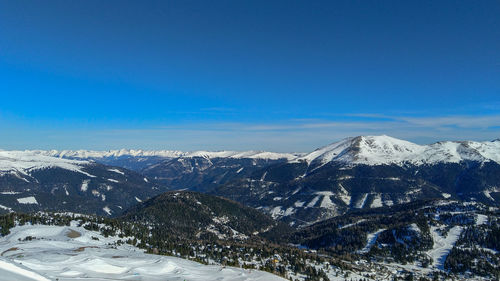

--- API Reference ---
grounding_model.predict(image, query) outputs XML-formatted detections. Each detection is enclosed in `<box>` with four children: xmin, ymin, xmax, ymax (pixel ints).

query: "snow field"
<box><xmin>0</xmin><ymin>224</ymin><xmax>286</xmax><ymax>281</ymax></box>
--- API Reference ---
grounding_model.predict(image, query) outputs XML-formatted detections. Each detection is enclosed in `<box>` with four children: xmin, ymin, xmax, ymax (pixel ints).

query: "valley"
<box><xmin>0</xmin><ymin>135</ymin><xmax>499</xmax><ymax>280</ymax></box>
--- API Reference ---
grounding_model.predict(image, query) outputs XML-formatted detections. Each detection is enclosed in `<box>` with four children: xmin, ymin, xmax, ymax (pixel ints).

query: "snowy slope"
<box><xmin>0</xmin><ymin>224</ymin><xmax>285</xmax><ymax>281</ymax></box>
<box><xmin>358</xmin><ymin>229</ymin><xmax>385</xmax><ymax>254</ymax></box>
<box><xmin>0</xmin><ymin>150</ymin><xmax>91</xmax><ymax>176</ymax></box>
<box><xmin>0</xmin><ymin>259</ymin><xmax>50</xmax><ymax>281</ymax></box>
<box><xmin>299</xmin><ymin>135</ymin><xmax>500</xmax><ymax>166</ymax></box>
<box><xmin>427</xmin><ymin>226</ymin><xmax>463</xmax><ymax>270</ymax></box>
<box><xmin>0</xmin><ymin>151</ymin><xmax>166</xmax><ymax>216</ymax></box>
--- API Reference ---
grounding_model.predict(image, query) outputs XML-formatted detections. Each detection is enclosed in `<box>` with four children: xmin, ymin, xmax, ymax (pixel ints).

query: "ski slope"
<box><xmin>427</xmin><ymin>226</ymin><xmax>463</xmax><ymax>270</ymax></box>
<box><xmin>358</xmin><ymin>229</ymin><xmax>385</xmax><ymax>254</ymax></box>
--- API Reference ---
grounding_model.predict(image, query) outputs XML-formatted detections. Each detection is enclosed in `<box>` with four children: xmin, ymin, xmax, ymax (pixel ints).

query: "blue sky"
<box><xmin>0</xmin><ymin>0</ymin><xmax>499</xmax><ymax>151</ymax></box>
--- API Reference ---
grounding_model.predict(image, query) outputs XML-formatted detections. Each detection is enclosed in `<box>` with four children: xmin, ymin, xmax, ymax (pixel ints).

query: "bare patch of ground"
<box><xmin>73</xmin><ymin>246</ymin><xmax>98</xmax><ymax>252</ymax></box>
<box><xmin>1</xmin><ymin>247</ymin><xmax>20</xmax><ymax>256</ymax></box>
<box><xmin>66</xmin><ymin>229</ymin><xmax>82</xmax><ymax>238</ymax></box>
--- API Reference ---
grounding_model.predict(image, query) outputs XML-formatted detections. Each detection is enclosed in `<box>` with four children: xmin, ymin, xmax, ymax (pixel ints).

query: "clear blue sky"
<box><xmin>0</xmin><ymin>0</ymin><xmax>499</xmax><ymax>151</ymax></box>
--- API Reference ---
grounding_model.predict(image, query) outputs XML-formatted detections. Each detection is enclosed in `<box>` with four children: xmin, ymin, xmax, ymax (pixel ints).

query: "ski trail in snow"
<box><xmin>355</xmin><ymin>193</ymin><xmax>368</xmax><ymax>208</ymax></box>
<box><xmin>427</xmin><ymin>226</ymin><xmax>463</xmax><ymax>270</ymax></box>
<box><xmin>476</xmin><ymin>214</ymin><xmax>488</xmax><ymax>225</ymax></box>
<box><xmin>339</xmin><ymin>219</ymin><xmax>366</xmax><ymax>229</ymax></box>
<box><xmin>358</xmin><ymin>229</ymin><xmax>385</xmax><ymax>254</ymax></box>
<box><xmin>260</xmin><ymin>171</ymin><xmax>267</xmax><ymax>181</ymax></box>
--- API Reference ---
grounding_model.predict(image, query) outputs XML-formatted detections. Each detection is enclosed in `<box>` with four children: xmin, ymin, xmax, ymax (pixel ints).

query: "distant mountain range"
<box><xmin>27</xmin><ymin>135</ymin><xmax>500</xmax><ymax>165</ymax></box>
<box><xmin>1</xmin><ymin>136</ymin><xmax>498</xmax><ymax>280</ymax></box>
<box><xmin>0</xmin><ymin>150</ymin><xmax>165</xmax><ymax>216</ymax></box>
<box><xmin>32</xmin><ymin>148</ymin><xmax>301</xmax><ymax>161</ymax></box>
<box><xmin>1</xmin><ymin>135</ymin><xmax>499</xmax><ymax>225</ymax></box>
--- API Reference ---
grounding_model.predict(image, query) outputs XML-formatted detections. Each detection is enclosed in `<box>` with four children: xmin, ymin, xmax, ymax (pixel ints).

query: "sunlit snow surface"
<box><xmin>427</xmin><ymin>226</ymin><xmax>463</xmax><ymax>270</ymax></box>
<box><xmin>0</xmin><ymin>224</ymin><xmax>285</xmax><ymax>281</ymax></box>
<box><xmin>0</xmin><ymin>150</ymin><xmax>92</xmax><ymax>177</ymax></box>
<box><xmin>298</xmin><ymin>135</ymin><xmax>500</xmax><ymax>166</ymax></box>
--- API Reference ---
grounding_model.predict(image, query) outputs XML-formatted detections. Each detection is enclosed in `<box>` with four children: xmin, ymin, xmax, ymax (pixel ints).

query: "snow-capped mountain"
<box><xmin>2</xmin><ymin>135</ymin><xmax>499</xmax><ymax>225</ymax></box>
<box><xmin>29</xmin><ymin>135</ymin><xmax>500</xmax><ymax>167</ymax></box>
<box><xmin>29</xmin><ymin>149</ymin><xmax>302</xmax><ymax>173</ymax></box>
<box><xmin>0</xmin><ymin>138</ymin><xmax>499</xmax><ymax>279</ymax></box>
<box><xmin>0</xmin><ymin>151</ymin><xmax>166</xmax><ymax>216</ymax></box>
<box><xmin>35</xmin><ymin>149</ymin><xmax>301</xmax><ymax>161</ymax></box>
<box><xmin>0</xmin><ymin>150</ymin><xmax>92</xmax><ymax>177</ymax></box>
<box><xmin>299</xmin><ymin>135</ymin><xmax>500</xmax><ymax>167</ymax></box>
<box><xmin>35</xmin><ymin>149</ymin><xmax>186</xmax><ymax>159</ymax></box>
<box><xmin>205</xmin><ymin>136</ymin><xmax>500</xmax><ymax>226</ymax></box>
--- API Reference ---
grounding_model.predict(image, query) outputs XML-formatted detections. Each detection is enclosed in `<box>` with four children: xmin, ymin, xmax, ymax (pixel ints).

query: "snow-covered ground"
<box><xmin>0</xmin><ymin>224</ymin><xmax>285</xmax><ymax>281</ymax></box>
<box><xmin>337</xmin><ymin>183</ymin><xmax>351</xmax><ymax>205</ymax></box>
<box><xmin>358</xmin><ymin>229</ymin><xmax>385</xmax><ymax>254</ymax></box>
<box><xmin>354</xmin><ymin>193</ymin><xmax>368</xmax><ymax>209</ymax></box>
<box><xmin>476</xmin><ymin>214</ymin><xmax>488</xmax><ymax>225</ymax></box>
<box><xmin>16</xmin><ymin>196</ymin><xmax>38</xmax><ymax>205</ymax></box>
<box><xmin>314</xmin><ymin>191</ymin><xmax>336</xmax><ymax>209</ymax></box>
<box><xmin>427</xmin><ymin>226</ymin><xmax>463</xmax><ymax>270</ymax></box>
<box><xmin>370</xmin><ymin>194</ymin><xmax>383</xmax><ymax>208</ymax></box>
<box><xmin>339</xmin><ymin>219</ymin><xmax>366</xmax><ymax>229</ymax></box>
<box><xmin>306</xmin><ymin>196</ymin><xmax>320</xmax><ymax>208</ymax></box>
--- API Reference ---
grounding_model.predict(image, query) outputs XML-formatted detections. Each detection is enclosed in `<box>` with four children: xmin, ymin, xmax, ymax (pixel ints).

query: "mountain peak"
<box><xmin>299</xmin><ymin>135</ymin><xmax>423</xmax><ymax>165</ymax></box>
<box><xmin>300</xmin><ymin>135</ymin><xmax>500</xmax><ymax>166</ymax></box>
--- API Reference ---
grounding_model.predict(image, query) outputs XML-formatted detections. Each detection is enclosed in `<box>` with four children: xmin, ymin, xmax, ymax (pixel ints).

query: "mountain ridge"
<box><xmin>12</xmin><ymin>135</ymin><xmax>500</xmax><ymax>167</ymax></box>
<box><xmin>297</xmin><ymin>135</ymin><xmax>500</xmax><ymax>166</ymax></box>
<box><xmin>28</xmin><ymin>149</ymin><xmax>302</xmax><ymax>161</ymax></box>
<box><xmin>2</xmin><ymin>135</ymin><xmax>499</xmax><ymax>225</ymax></box>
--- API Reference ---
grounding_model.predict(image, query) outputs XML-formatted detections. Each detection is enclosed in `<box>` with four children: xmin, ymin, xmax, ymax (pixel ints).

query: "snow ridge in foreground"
<box><xmin>0</xmin><ymin>224</ymin><xmax>285</xmax><ymax>281</ymax></box>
